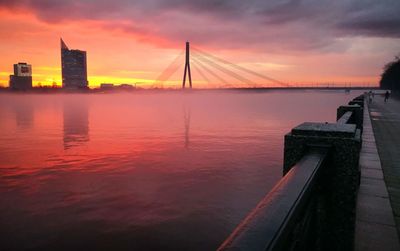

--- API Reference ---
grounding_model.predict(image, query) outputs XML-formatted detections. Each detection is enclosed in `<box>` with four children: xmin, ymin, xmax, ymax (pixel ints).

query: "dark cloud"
<box><xmin>336</xmin><ymin>0</ymin><xmax>400</xmax><ymax>37</ymax></box>
<box><xmin>338</xmin><ymin>18</ymin><xmax>400</xmax><ymax>38</ymax></box>
<box><xmin>0</xmin><ymin>0</ymin><xmax>399</xmax><ymax>51</ymax></box>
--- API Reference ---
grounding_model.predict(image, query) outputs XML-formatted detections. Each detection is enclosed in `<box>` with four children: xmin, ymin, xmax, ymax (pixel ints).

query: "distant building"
<box><xmin>100</xmin><ymin>83</ymin><xmax>114</xmax><ymax>89</ymax></box>
<box><xmin>120</xmin><ymin>84</ymin><xmax>134</xmax><ymax>89</ymax></box>
<box><xmin>61</xmin><ymin>38</ymin><xmax>88</xmax><ymax>89</ymax></box>
<box><xmin>9</xmin><ymin>62</ymin><xmax>32</xmax><ymax>90</ymax></box>
<box><xmin>100</xmin><ymin>83</ymin><xmax>136</xmax><ymax>91</ymax></box>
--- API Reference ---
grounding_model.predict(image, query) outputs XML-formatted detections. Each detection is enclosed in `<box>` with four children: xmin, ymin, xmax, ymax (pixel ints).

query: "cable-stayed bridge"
<box><xmin>153</xmin><ymin>42</ymin><xmax>377</xmax><ymax>89</ymax></box>
<box><xmin>154</xmin><ymin>42</ymin><xmax>290</xmax><ymax>89</ymax></box>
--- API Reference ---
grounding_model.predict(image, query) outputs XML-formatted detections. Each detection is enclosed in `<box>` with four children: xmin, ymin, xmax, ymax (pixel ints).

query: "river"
<box><xmin>0</xmin><ymin>90</ymin><xmax>362</xmax><ymax>250</ymax></box>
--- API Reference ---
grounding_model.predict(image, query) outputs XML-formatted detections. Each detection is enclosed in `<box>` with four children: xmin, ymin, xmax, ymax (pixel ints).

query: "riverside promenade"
<box><xmin>354</xmin><ymin>94</ymin><xmax>400</xmax><ymax>250</ymax></box>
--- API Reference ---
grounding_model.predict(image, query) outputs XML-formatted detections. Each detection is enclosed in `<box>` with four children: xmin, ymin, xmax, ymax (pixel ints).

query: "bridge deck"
<box><xmin>354</xmin><ymin>95</ymin><xmax>400</xmax><ymax>250</ymax></box>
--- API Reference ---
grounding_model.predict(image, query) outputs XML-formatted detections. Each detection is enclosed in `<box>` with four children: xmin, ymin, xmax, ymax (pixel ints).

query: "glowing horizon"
<box><xmin>0</xmin><ymin>1</ymin><xmax>399</xmax><ymax>88</ymax></box>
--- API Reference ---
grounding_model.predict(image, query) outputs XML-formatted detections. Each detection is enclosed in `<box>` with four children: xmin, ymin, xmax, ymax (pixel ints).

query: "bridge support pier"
<box><xmin>283</xmin><ymin>122</ymin><xmax>361</xmax><ymax>251</ymax></box>
<box><xmin>182</xmin><ymin>41</ymin><xmax>192</xmax><ymax>89</ymax></box>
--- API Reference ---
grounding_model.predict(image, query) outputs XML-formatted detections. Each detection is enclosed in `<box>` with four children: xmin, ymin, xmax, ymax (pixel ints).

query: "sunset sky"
<box><xmin>0</xmin><ymin>0</ymin><xmax>399</xmax><ymax>88</ymax></box>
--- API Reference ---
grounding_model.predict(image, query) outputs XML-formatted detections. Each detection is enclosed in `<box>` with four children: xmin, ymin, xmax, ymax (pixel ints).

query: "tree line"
<box><xmin>380</xmin><ymin>55</ymin><xmax>400</xmax><ymax>92</ymax></box>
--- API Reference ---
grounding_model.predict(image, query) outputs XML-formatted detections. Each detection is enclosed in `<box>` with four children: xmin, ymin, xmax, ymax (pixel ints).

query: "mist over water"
<box><xmin>0</xmin><ymin>90</ymin><xmax>362</xmax><ymax>250</ymax></box>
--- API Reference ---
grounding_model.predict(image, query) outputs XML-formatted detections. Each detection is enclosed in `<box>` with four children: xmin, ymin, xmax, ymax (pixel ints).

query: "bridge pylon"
<box><xmin>182</xmin><ymin>41</ymin><xmax>192</xmax><ymax>89</ymax></box>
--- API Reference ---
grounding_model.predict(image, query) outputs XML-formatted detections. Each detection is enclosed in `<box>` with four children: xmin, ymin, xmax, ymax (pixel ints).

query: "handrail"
<box><xmin>218</xmin><ymin>94</ymin><xmax>364</xmax><ymax>251</ymax></box>
<box><xmin>337</xmin><ymin>111</ymin><xmax>353</xmax><ymax>124</ymax></box>
<box><xmin>217</xmin><ymin>148</ymin><xmax>328</xmax><ymax>251</ymax></box>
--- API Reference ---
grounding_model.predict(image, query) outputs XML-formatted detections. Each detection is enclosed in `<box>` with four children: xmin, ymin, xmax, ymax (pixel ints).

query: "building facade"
<box><xmin>61</xmin><ymin>39</ymin><xmax>88</xmax><ymax>89</ymax></box>
<box><xmin>9</xmin><ymin>62</ymin><xmax>32</xmax><ymax>90</ymax></box>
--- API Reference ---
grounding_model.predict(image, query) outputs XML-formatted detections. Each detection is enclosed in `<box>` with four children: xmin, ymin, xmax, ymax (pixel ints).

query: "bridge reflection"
<box><xmin>184</xmin><ymin>106</ymin><xmax>191</xmax><ymax>149</ymax></box>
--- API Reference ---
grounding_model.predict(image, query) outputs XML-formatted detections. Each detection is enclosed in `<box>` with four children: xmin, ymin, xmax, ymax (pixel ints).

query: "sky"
<box><xmin>0</xmin><ymin>0</ymin><xmax>399</xmax><ymax>88</ymax></box>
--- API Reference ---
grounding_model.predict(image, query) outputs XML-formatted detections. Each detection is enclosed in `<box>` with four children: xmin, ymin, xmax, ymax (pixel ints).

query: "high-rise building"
<box><xmin>9</xmin><ymin>62</ymin><xmax>32</xmax><ymax>90</ymax></box>
<box><xmin>61</xmin><ymin>38</ymin><xmax>88</xmax><ymax>89</ymax></box>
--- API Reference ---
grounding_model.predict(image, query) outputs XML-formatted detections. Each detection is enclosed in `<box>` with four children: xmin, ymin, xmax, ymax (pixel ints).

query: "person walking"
<box><xmin>384</xmin><ymin>90</ymin><xmax>390</xmax><ymax>103</ymax></box>
<box><xmin>368</xmin><ymin>90</ymin><xmax>373</xmax><ymax>104</ymax></box>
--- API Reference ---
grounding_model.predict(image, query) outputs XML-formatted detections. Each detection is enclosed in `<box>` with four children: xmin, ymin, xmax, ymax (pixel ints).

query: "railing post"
<box><xmin>283</xmin><ymin>122</ymin><xmax>361</xmax><ymax>251</ymax></box>
<box><xmin>337</xmin><ymin>105</ymin><xmax>363</xmax><ymax>130</ymax></box>
<box><xmin>348</xmin><ymin>100</ymin><xmax>364</xmax><ymax>108</ymax></box>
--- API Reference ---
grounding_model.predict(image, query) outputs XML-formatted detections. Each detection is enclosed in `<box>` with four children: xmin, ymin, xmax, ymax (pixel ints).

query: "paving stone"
<box><xmin>369</xmin><ymin>98</ymin><xmax>400</xmax><ymax>239</ymax></box>
<box><xmin>359</xmin><ymin>177</ymin><xmax>389</xmax><ymax>198</ymax></box>
<box><xmin>360</xmin><ymin>159</ymin><xmax>382</xmax><ymax>170</ymax></box>
<box><xmin>388</xmin><ymin>187</ymin><xmax>400</xmax><ymax>196</ymax></box>
<box><xmin>360</xmin><ymin>153</ymin><xmax>381</xmax><ymax>161</ymax></box>
<box><xmin>361</xmin><ymin>168</ymin><xmax>384</xmax><ymax>179</ymax></box>
<box><xmin>355</xmin><ymin>220</ymin><xmax>400</xmax><ymax>251</ymax></box>
<box><xmin>384</xmin><ymin>175</ymin><xmax>400</xmax><ymax>183</ymax></box>
<box><xmin>361</xmin><ymin>145</ymin><xmax>378</xmax><ymax>152</ymax></box>
<box><xmin>383</xmin><ymin>169</ymin><xmax>400</xmax><ymax>177</ymax></box>
<box><xmin>356</xmin><ymin>193</ymin><xmax>396</xmax><ymax>226</ymax></box>
<box><xmin>355</xmin><ymin>100</ymin><xmax>400</xmax><ymax>249</ymax></box>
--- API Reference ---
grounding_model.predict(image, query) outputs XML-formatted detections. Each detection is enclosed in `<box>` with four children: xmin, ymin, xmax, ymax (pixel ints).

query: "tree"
<box><xmin>380</xmin><ymin>55</ymin><xmax>400</xmax><ymax>91</ymax></box>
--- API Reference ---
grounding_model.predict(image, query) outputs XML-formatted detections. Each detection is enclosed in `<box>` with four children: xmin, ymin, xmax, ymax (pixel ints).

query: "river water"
<box><xmin>0</xmin><ymin>90</ymin><xmax>362</xmax><ymax>250</ymax></box>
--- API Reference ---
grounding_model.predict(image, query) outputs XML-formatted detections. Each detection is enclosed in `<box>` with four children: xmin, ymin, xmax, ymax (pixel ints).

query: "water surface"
<box><xmin>0</xmin><ymin>90</ymin><xmax>361</xmax><ymax>250</ymax></box>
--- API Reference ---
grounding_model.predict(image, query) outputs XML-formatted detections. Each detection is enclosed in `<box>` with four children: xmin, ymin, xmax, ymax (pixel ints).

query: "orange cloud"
<box><xmin>1</xmin><ymin>1</ymin><xmax>398</xmax><ymax>88</ymax></box>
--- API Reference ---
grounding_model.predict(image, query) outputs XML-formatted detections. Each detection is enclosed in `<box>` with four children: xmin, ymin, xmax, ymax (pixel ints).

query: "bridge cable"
<box><xmin>154</xmin><ymin>50</ymin><xmax>184</xmax><ymax>87</ymax></box>
<box><xmin>191</xmin><ymin>57</ymin><xmax>229</xmax><ymax>85</ymax></box>
<box><xmin>192</xmin><ymin>47</ymin><xmax>289</xmax><ymax>87</ymax></box>
<box><xmin>192</xmin><ymin>52</ymin><xmax>257</xmax><ymax>86</ymax></box>
<box><xmin>191</xmin><ymin>60</ymin><xmax>211</xmax><ymax>84</ymax></box>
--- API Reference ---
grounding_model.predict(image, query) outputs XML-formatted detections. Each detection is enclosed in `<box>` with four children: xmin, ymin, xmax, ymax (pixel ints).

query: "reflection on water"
<box><xmin>0</xmin><ymin>91</ymin><xmax>362</xmax><ymax>251</ymax></box>
<box><xmin>63</xmin><ymin>99</ymin><xmax>89</xmax><ymax>150</ymax></box>
<box><xmin>183</xmin><ymin>106</ymin><xmax>191</xmax><ymax>149</ymax></box>
<box><xmin>14</xmin><ymin>101</ymin><xmax>34</xmax><ymax>129</ymax></box>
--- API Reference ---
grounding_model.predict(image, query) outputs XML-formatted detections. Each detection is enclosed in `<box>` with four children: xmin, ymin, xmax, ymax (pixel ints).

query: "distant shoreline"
<box><xmin>0</xmin><ymin>86</ymin><xmax>380</xmax><ymax>94</ymax></box>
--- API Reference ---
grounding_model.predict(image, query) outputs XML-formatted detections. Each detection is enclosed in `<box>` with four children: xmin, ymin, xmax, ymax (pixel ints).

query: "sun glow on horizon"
<box><xmin>0</xmin><ymin>2</ymin><xmax>398</xmax><ymax>88</ymax></box>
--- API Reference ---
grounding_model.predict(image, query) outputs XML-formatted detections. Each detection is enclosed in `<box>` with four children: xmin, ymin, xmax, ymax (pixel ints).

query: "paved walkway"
<box><xmin>369</xmin><ymin>96</ymin><xmax>400</xmax><ymax>235</ymax></box>
<box><xmin>354</xmin><ymin>96</ymin><xmax>400</xmax><ymax>251</ymax></box>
